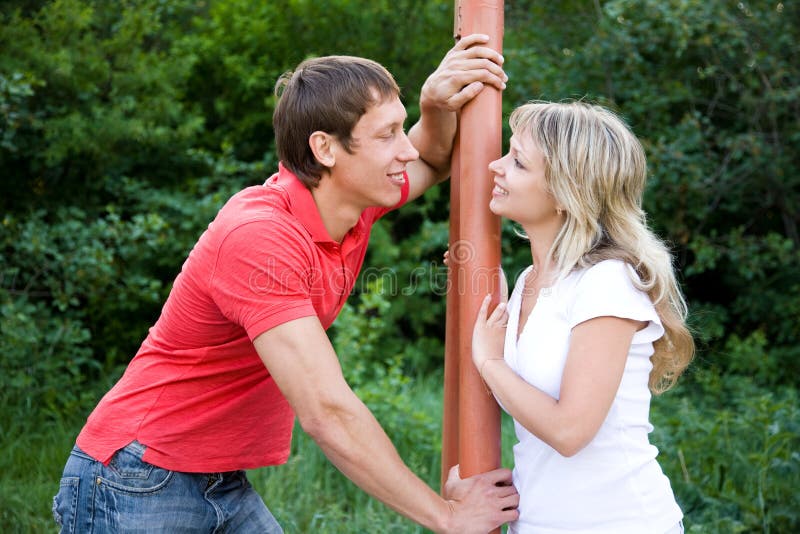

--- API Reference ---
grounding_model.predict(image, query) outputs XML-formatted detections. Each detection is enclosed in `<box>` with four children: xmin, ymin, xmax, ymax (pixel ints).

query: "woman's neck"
<box><xmin>522</xmin><ymin>219</ymin><xmax>562</xmax><ymax>285</ymax></box>
<box><xmin>527</xmin><ymin>237</ymin><xmax>557</xmax><ymax>284</ymax></box>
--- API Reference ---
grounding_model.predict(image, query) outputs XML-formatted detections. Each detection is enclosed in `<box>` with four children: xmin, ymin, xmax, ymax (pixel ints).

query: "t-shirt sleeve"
<box><xmin>567</xmin><ymin>260</ymin><xmax>664</xmax><ymax>344</ymax></box>
<box><xmin>363</xmin><ymin>171</ymin><xmax>411</xmax><ymax>224</ymax></box>
<box><xmin>209</xmin><ymin>219</ymin><xmax>317</xmax><ymax>340</ymax></box>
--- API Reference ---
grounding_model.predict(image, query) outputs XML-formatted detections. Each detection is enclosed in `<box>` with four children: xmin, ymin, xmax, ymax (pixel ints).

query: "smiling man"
<box><xmin>53</xmin><ymin>35</ymin><xmax>519</xmax><ymax>533</ymax></box>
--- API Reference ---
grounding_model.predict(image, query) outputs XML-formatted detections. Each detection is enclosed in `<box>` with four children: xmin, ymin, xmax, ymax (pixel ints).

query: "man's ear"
<box><xmin>309</xmin><ymin>131</ymin><xmax>336</xmax><ymax>169</ymax></box>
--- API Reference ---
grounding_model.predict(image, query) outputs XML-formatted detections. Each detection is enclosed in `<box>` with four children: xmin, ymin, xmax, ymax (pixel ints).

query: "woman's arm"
<box><xmin>473</xmin><ymin>296</ymin><xmax>643</xmax><ymax>457</ymax></box>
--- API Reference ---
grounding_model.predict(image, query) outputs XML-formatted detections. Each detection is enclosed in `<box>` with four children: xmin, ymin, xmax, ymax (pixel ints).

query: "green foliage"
<box><xmin>652</xmin><ymin>375</ymin><xmax>800</xmax><ymax>533</ymax></box>
<box><xmin>0</xmin><ymin>0</ymin><xmax>205</xmax><ymax>211</ymax></box>
<box><xmin>357</xmin><ymin>216</ymin><xmax>450</xmax><ymax>374</ymax></box>
<box><xmin>0</xmin><ymin>160</ymin><xmax>266</xmax><ymax>419</ymax></box>
<box><xmin>248</xmin><ymin>382</ymin><xmax>443</xmax><ymax>533</ymax></box>
<box><xmin>242</xmin><ymin>284</ymin><xmax>443</xmax><ymax>533</ymax></box>
<box><xmin>5</xmin><ymin>371</ymin><xmax>796</xmax><ymax>532</ymax></box>
<box><xmin>0</xmin><ymin>296</ymin><xmax>97</xmax><ymax>419</ymax></box>
<box><xmin>181</xmin><ymin>0</ymin><xmax>452</xmax><ymax>160</ymax></box>
<box><xmin>332</xmin><ymin>280</ymin><xmax>440</xmax><ymax>471</ymax></box>
<box><xmin>0</xmin><ymin>413</ymin><xmax>84</xmax><ymax>531</ymax></box>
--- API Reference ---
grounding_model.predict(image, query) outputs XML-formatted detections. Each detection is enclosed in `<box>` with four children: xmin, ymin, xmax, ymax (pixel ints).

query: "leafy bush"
<box><xmin>652</xmin><ymin>374</ymin><xmax>800</xmax><ymax>532</ymax></box>
<box><xmin>0</xmin><ymin>159</ymin><xmax>267</xmax><ymax>418</ymax></box>
<box><xmin>0</xmin><ymin>0</ymin><xmax>205</xmax><ymax>211</ymax></box>
<box><xmin>332</xmin><ymin>279</ymin><xmax>440</xmax><ymax>474</ymax></box>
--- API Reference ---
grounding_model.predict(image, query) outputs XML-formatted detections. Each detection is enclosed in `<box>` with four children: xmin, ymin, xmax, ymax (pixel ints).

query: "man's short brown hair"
<box><xmin>273</xmin><ymin>56</ymin><xmax>401</xmax><ymax>189</ymax></box>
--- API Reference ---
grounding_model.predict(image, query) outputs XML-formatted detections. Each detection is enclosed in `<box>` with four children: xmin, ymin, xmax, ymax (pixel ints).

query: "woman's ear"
<box><xmin>309</xmin><ymin>131</ymin><xmax>336</xmax><ymax>168</ymax></box>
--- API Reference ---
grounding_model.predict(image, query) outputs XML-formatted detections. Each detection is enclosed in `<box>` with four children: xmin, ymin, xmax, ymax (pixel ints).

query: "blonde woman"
<box><xmin>472</xmin><ymin>101</ymin><xmax>694</xmax><ymax>533</ymax></box>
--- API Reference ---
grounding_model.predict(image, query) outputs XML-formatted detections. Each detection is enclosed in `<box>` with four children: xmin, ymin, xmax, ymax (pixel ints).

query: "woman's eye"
<box><xmin>514</xmin><ymin>158</ymin><xmax>525</xmax><ymax>169</ymax></box>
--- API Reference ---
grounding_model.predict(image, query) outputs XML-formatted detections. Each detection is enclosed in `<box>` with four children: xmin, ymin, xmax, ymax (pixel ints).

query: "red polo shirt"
<box><xmin>76</xmin><ymin>164</ymin><xmax>409</xmax><ymax>473</ymax></box>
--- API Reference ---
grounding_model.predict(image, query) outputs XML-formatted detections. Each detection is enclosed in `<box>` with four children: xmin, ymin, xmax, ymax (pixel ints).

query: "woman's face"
<box><xmin>488</xmin><ymin>133</ymin><xmax>560</xmax><ymax>228</ymax></box>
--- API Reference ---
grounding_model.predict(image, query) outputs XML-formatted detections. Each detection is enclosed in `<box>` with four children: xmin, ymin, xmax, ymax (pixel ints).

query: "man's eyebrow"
<box><xmin>392</xmin><ymin>112</ymin><xmax>409</xmax><ymax>127</ymax></box>
<box><xmin>377</xmin><ymin>118</ymin><xmax>407</xmax><ymax>133</ymax></box>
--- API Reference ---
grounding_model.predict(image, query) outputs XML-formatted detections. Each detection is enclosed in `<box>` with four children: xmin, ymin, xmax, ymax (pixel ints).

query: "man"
<box><xmin>53</xmin><ymin>34</ymin><xmax>519</xmax><ymax>533</ymax></box>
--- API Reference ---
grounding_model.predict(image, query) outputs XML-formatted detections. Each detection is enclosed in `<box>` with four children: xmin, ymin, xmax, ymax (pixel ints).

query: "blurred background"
<box><xmin>1</xmin><ymin>1</ymin><xmax>797</xmax><ymax>531</ymax></box>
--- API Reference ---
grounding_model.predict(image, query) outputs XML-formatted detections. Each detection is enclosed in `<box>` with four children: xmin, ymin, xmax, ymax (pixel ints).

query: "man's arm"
<box><xmin>406</xmin><ymin>33</ymin><xmax>507</xmax><ymax>202</ymax></box>
<box><xmin>254</xmin><ymin>316</ymin><xmax>518</xmax><ymax>533</ymax></box>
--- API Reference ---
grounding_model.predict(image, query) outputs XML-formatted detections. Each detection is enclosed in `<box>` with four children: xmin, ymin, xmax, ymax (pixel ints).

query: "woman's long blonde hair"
<box><xmin>510</xmin><ymin>101</ymin><xmax>694</xmax><ymax>393</ymax></box>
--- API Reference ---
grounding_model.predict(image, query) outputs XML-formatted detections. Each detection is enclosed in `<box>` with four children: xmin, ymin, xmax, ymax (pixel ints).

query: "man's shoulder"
<box><xmin>214</xmin><ymin>184</ymin><xmax>306</xmax><ymax>239</ymax></box>
<box><xmin>221</xmin><ymin>182</ymin><xmax>288</xmax><ymax>215</ymax></box>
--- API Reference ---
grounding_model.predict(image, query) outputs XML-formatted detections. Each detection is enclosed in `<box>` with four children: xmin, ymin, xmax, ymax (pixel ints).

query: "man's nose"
<box><xmin>399</xmin><ymin>133</ymin><xmax>420</xmax><ymax>161</ymax></box>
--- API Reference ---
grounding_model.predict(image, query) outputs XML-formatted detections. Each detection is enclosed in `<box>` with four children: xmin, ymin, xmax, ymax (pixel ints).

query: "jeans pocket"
<box><xmin>52</xmin><ymin>477</ymin><xmax>79</xmax><ymax>533</ymax></box>
<box><xmin>98</xmin><ymin>444</ymin><xmax>174</xmax><ymax>494</ymax></box>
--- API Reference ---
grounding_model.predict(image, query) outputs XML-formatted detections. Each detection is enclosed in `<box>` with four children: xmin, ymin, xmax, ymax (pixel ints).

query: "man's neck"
<box><xmin>310</xmin><ymin>181</ymin><xmax>361</xmax><ymax>243</ymax></box>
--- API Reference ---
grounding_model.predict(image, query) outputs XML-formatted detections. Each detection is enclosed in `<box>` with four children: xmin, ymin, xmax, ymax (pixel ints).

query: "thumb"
<box><xmin>477</xmin><ymin>294</ymin><xmax>491</xmax><ymax>321</ymax></box>
<box><xmin>448</xmin><ymin>463</ymin><xmax>462</xmax><ymax>482</ymax></box>
<box><xmin>499</xmin><ymin>266</ymin><xmax>509</xmax><ymax>303</ymax></box>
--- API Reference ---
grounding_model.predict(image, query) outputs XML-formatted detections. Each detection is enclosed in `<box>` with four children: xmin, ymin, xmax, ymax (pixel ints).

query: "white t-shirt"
<box><xmin>504</xmin><ymin>259</ymin><xmax>683</xmax><ymax>534</ymax></box>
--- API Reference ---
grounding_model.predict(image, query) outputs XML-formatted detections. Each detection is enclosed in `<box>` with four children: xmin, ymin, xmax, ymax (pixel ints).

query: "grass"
<box><xmin>2</xmin><ymin>371</ymin><xmax>797</xmax><ymax>533</ymax></box>
<box><xmin>247</xmin><ymin>373</ymin><xmax>519</xmax><ymax>533</ymax></box>
<box><xmin>1</xmin><ymin>373</ymin><xmax>512</xmax><ymax>533</ymax></box>
<box><xmin>0</xmin><ymin>414</ymin><xmax>79</xmax><ymax>531</ymax></box>
<box><xmin>251</xmin><ymin>420</ymin><xmax>517</xmax><ymax>533</ymax></box>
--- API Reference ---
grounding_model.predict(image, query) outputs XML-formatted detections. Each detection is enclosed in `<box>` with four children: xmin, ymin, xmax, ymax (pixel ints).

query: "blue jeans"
<box><xmin>52</xmin><ymin>441</ymin><xmax>283</xmax><ymax>533</ymax></box>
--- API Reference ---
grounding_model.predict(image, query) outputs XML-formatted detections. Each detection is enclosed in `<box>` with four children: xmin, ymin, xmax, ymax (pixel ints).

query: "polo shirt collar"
<box><xmin>276</xmin><ymin>163</ymin><xmax>335</xmax><ymax>244</ymax></box>
<box><xmin>274</xmin><ymin>163</ymin><xmax>337</xmax><ymax>244</ymax></box>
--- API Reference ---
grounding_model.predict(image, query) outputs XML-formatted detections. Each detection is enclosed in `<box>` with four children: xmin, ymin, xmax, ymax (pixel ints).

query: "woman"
<box><xmin>471</xmin><ymin>101</ymin><xmax>694</xmax><ymax>533</ymax></box>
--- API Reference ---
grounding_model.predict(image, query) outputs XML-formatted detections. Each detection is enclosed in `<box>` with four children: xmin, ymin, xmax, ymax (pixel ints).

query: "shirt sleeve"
<box><xmin>209</xmin><ymin>218</ymin><xmax>318</xmax><ymax>340</ymax></box>
<box><xmin>567</xmin><ymin>260</ymin><xmax>664</xmax><ymax>344</ymax></box>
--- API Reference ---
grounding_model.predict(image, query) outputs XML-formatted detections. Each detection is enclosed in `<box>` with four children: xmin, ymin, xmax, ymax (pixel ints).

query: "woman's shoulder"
<box><xmin>583</xmin><ymin>258</ymin><xmax>631</xmax><ymax>276</ymax></box>
<box><xmin>564</xmin><ymin>259</ymin><xmax>648</xmax><ymax>304</ymax></box>
<box><xmin>563</xmin><ymin>259</ymin><xmax>660</xmax><ymax>329</ymax></box>
<box><xmin>569</xmin><ymin>258</ymin><xmax>640</xmax><ymax>288</ymax></box>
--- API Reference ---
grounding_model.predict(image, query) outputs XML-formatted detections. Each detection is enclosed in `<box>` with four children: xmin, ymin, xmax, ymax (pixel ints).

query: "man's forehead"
<box><xmin>358</xmin><ymin>95</ymin><xmax>407</xmax><ymax>129</ymax></box>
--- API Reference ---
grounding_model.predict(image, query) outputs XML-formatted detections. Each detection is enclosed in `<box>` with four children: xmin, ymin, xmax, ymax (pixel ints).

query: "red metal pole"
<box><xmin>442</xmin><ymin>0</ymin><xmax>504</xmax><ymax>513</ymax></box>
<box><xmin>441</xmin><ymin>130</ymin><xmax>461</xmax><ymax>488</ymax></box>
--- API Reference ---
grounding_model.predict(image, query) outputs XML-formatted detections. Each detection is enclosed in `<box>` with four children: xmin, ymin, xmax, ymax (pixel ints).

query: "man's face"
<box><xmin>329</xmin><ymin>94</ymin><xmax>419</xmax><ymax>210</ymax></box>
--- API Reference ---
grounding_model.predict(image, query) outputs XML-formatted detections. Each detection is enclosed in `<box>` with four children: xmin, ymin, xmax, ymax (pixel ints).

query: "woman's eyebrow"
<box><xmin>509</xmin><ymin>137</ymin><xmax>529</xmax><ymax>164</ymax></box>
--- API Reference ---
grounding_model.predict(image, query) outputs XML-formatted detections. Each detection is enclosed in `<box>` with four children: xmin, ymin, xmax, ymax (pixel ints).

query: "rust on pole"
<box><xmin>442</xmin><ymin>0</ymin><xmax>504</xmax><ymax>506</ymax></box>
